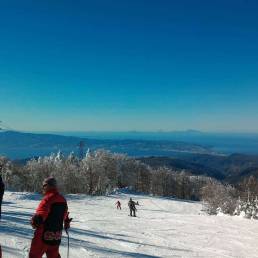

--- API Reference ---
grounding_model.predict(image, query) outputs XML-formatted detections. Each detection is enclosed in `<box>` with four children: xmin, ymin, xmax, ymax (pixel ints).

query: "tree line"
<box><xmin>0</xmin><ymin>150</ymin><xmax>211</xmax><ymax>200</ymax></box>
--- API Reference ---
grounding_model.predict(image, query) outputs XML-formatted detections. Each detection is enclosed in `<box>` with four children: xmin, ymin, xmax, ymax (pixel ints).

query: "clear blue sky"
<box><xmin>0</xmin><ymin>0</ymin><xmax>257</xmax><ymax>132</ymax></box>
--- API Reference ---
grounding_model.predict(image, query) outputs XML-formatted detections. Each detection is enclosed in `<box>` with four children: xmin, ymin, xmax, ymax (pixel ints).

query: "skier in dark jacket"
<box><xmin>29</xmin><ymin>177</ymin><xmax>72</xmax><ymax>258</ymax></box>
<box><xmin>128</xmin><ymin>198</ymin><xmax>137</xmax><ymax>217</ymax></box>
<box><xmin>0</xmin><ymin>176</ymin><xmax>4</xmax><ymax>220</ymax></box>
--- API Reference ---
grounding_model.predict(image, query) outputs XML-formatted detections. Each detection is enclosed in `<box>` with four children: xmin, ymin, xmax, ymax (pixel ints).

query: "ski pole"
<box><xmin>66</xmin><ymin>230</ymin><xmax>70</xmax><ymax>258</ymax></box>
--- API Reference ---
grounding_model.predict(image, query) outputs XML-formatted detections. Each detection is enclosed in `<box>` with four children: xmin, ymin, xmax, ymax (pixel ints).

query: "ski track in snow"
<box><xmin>1</xmin><ymin>191</ymin><xmax>258</xmax><ymax>258</ymax></box>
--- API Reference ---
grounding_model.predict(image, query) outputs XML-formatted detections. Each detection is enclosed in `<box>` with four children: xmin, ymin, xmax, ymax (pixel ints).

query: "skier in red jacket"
<box><xmin>29</xmin><ymin>177</ymin><xmax>72</xmax><ymax>258</ymax></box>
<box><xmin>115</xmin><ymin>200</ymin><xmax>121</xmax><ymax>210</ymax></box>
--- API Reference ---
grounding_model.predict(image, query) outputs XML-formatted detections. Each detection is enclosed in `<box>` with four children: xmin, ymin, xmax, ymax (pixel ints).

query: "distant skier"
<box><xmin>0</xmin><ymin>176</ymin><xmax>4</xmax><ymax>220</ymax></box>
<box><xmin>29</xmin><ymin>177</ymin><xmax>72</xmax><ymax>258</ymax></box>
<box><xmin>128</xmin><ymin>198</ymin><xmax>137</xmax><ymax>217</ymax></box>
<box><xmin>116</xmin><ymin>200</ymin><xmax>121</xmax><ymax>210</ymax></box>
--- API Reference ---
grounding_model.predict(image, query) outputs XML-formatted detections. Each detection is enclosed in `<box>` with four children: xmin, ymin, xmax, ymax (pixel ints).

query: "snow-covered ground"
<box><xmin>1</xmin><ymin>191</ymin><xmax>258</xmax><ymax>258</ymax></box>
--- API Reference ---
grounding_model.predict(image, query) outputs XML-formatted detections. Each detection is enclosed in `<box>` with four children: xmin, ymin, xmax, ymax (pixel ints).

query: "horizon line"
<box><xmin>8</xmin><ymin>129</ymin><xmax>258</xmax><ymax>135</ymax></box>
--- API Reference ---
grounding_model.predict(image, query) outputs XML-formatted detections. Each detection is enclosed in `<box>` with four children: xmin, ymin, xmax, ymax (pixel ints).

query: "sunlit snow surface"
<box><xmin>1</xmin><ymin>191</ymin><xmax>258</xmax><ymax>258</ymax></box>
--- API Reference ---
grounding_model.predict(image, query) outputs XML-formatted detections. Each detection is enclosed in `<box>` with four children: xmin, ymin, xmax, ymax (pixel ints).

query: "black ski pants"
<box><xmin>0</xmin><ymin>194</ymin><xmax>3</xmax><ymax>219</ymax></box>
<box><xmin>130</xmin><ymin>208</ymin><xmax>136</xmax><ymax>217</ymax></box>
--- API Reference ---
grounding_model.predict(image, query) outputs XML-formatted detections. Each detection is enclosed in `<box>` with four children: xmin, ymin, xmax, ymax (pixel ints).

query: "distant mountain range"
<box><xmin>0</xmin><ymin>130</ymin><xmax>216</xmax><ymax>159</ymax></box>
<box><xmin>46</xmin><ymin>130</ymin><xmax>258</xmax><ymax>155</ymax></box>
<box><xmin>139</xmin><ymin>153</ymin><xmax>258</xmax><ymax>183</ymax></box>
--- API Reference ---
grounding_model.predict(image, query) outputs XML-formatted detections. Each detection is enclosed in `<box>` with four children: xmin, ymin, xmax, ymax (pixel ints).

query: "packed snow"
<box><xmin>1</xmin><ymin>191</ymin><xmax>258</xmax><ymax>258</ymax></box>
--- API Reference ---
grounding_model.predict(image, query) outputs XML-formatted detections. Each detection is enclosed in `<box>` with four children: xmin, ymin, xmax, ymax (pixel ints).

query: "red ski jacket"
<box><xmin>32</xmin><ymin>189</ymin><xmax>68</xmax><ymax>246</ymax></box>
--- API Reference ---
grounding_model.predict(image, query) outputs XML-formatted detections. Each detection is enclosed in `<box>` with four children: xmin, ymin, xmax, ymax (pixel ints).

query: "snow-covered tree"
<box><xmin>201</xmin><ymin>181</ymin><xmax>237</xmax><ymax>215</ymax></box>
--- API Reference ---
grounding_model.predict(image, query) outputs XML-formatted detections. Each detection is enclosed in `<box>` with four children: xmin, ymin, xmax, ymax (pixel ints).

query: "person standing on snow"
<box><xmin>128</xmin><ymin>198</ymin><xmax>137</xmax><ymax>217</ymax></box>
<box><xmin>29</xmin><ymin>177</ymin><xmax>72</xmax><ymax>258</ymax></box>
<box><xmin>115</xmin><ymin>200</ymin><xmax>121</xmax><ymax>210</ymax></box>
<box><xmin>0</xmin><ymin>176</ymin><xmax>4</xmax><ymax>220</ymax></box>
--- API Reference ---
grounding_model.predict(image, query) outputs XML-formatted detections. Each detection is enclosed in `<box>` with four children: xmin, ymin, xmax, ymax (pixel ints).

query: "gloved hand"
<box><xmin>64</xmin><ymin>213</ymin><xmax>72</xmax><ymax>231</ymax></box>
<box><xmin>31</xmin><ymin>214</ymin><xmax>43</xmax><ymax>229</ymax></box>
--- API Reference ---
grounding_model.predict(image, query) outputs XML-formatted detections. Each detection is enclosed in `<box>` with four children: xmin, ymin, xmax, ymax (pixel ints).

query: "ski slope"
<box><xmin>1</xmin><ymin>191</ymin><xmax>258</xmax><ymax>258</ymax></box>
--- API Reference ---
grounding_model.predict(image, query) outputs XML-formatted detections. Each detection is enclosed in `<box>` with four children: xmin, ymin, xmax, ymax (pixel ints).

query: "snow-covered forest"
<box><xmin>0</xmin><ymin>150</ymin><xmax>210</xmax><ymax>198</ymax></box>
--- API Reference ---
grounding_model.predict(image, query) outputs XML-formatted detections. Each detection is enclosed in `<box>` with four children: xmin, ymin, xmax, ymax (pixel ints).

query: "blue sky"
<box><xmin>0</xmin><ymin>0</ymin><xmax>257</xmax><ymax>132</ymax></box>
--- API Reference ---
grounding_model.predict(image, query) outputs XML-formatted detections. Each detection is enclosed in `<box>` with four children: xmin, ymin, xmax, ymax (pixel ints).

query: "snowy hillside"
<box><xmin>1</xmin><ymin>191</ymin><xmax>258</xmax><ymax>258</ymax></box>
